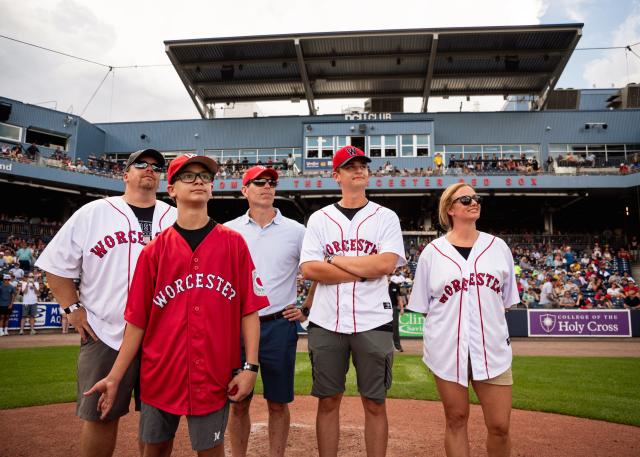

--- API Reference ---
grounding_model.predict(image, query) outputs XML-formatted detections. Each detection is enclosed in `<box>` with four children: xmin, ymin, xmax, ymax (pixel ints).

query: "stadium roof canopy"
<box><xmin>165</xmin><ymin>24</ymin><xmax>583</xmax><ymax>118</ymax></box>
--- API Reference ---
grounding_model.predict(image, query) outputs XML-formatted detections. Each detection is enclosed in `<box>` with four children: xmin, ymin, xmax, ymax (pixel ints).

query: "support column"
<box><xmin>544</xmin><ymin>211</ymin><xmax>554</xmax><ymax>234</ymax></box>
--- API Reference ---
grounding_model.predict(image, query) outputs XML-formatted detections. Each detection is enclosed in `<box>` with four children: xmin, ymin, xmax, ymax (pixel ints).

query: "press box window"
<box><xmin>25</xmin><ymin>127</ymin><xmax>68</xmax><ymax>150</ymax></box>
<box><xmin>416</xmin><ymin>135</ymin><xmax>429</xmax><ymax>156</ymax></box>
<box><xmin>0</xmin><ymin>122</ymin><xmax>22</xmax><ymax>143</ymax></box>
<box><xmin>306</xmin><ymin>137</ymin><xmax>319</xmax><ymax>158</ymax></box>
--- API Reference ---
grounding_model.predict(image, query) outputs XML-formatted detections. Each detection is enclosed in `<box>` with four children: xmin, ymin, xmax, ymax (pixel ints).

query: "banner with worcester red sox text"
<box><xmin>528</xmin><ymin>309</ymin><xmax>631</xmax><ymax>337</ymax></box>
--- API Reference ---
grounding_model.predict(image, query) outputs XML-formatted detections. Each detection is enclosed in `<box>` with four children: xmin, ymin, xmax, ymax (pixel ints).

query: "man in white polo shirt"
<box><xmin>225</xmin><ymin>165</ymin><xmax>308</xmax><ymax>457</ymax></box>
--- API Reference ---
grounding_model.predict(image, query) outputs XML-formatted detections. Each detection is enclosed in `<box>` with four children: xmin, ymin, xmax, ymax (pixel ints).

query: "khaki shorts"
<box><xmin>140</xmin><ymin>401</ymin><xmax>229</xmax><ymax>452</ymax></box>
<box><xmin>307</xmin><ymin>324</ymin><xmax>394</xmax><ymax>403</ymax></box>
<box><xmin>469</xmin><ymin>361</ymin><xmax>513</xmax><ymax>386</ymax></box>
<box><xmin>77</xmin><ymin>337</ymin><xmax>140</xmax><ymax>421</ymax></box>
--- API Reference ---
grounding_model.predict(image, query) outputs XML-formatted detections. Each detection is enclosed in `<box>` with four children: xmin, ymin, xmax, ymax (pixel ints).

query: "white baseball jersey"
<box><xmin>224</xmin><ymin>209</ymin><xmax>305</xmax><ymax>316</ymax></box>
<box><xmin>407</xmin><ymin>232</ymin><xmax>520</xmax><ymax>386</ymax></box>
<box><xmin>300</xmin><ymin>201</ymin><xmax>406</xmax><ymax>334</ymax></box>
<box><xmin>35</xmin><ymin>196</ymin><xmax>176</xmax><ymax>350</ymax></box>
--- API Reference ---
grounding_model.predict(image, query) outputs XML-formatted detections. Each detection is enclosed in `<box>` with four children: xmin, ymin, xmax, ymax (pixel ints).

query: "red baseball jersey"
<box><xmin>125</xmin><ymin>224</ymin><xmax>269</xmax><ymax>416</ymax></box>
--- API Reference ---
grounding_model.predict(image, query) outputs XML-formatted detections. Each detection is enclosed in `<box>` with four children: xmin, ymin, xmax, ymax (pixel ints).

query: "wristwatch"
<box><xmin>62</xmin><ymin>302</ymin><xmax>83</xmax><ymax>315</ymax></box>
<box><xmin>242</xmin><ymin>362</ymin><xmax>259</xmax><ymax>373</ymax></box>
<box><xmin>299</xmin><ymin>306</ymin><xmax>310</xmax><ymax>317</ymax></box>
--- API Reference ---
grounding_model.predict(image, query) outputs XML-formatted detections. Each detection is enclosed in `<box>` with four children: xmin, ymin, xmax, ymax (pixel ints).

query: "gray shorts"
<box><xmin>22</xmin><ymin>304</ymin><xmax>38</xmax><ymax>318</ymax></box>
<box><xmin>140</xmin><ymin>401</ymin><xmax>230</xmax><ymax>452</ymax></box>
<box><xmin>307</xmin><ymin>324</ymin><xmax>394</xmax><ymax>403</ymax></box>
<box><xmin>77</xmin><ymin>337</ymin><xmax>140</xmax><ymax>422</ymax></box>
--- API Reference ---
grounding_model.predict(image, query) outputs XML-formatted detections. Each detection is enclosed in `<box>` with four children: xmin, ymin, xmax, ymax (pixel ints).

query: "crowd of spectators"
<box><xmin>3</xmin><ymin>140</ymin><xmax>639</xmax><ymax>183</ymax></box>
<box><xmin>388</xmin><ymin>234</ymin><xmax>640</xmax><ymax>311</ymax></box>
<box><xmin>213</xmin><ymin>154</ymin><xmax>299</xmax><ymax>179</ymax></box>
<box><xmin>2</xmin><ymin>210</ymin><xmax>639</xmax><ymax>321</ymax></box>
<box><xmin>511</xmin><ymin>242</ymin><xmax>640</xmax><ymax>309</ymax></box>
<box><xmin>0</xmin><ymin>235</ymin><xmax>55</xmax><ymax>305</ymax></box>
<box><xmin>550</xmin><ymin>151</ymin><xmax>640</xmax><ymax>174</ymax></box>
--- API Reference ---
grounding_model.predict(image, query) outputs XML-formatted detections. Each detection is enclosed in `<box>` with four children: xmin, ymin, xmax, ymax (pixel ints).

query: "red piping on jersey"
<box><xmin>431</xmin><ymin>243</ymin><xmax>464</xmax><ymax>383</ymax></box>
<box><xmin>104</xmin><ymin>199</ymin><xmax>133</xmax><ymax>290</ymax></box>
<box><xmin>158</xmin><ymin>205</ymin><xmax>172</xmax><ymax>232</ymax></box>
<box><xmin>474</xmin><ymin>236</ymin><xmax>496</xmax><ymax>379</ymax></box>
<box><xmin>321</xmin><ymin>210</ymin><xmax>345</xmax><ymax>332</ymax></box>
<box><xmin>353</xmin><ymin>207</ymin><xmax>381</xmax><ymax>333</ymax></box>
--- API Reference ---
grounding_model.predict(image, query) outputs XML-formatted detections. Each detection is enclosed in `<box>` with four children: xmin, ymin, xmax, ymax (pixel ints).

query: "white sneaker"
<box><xmin>19</xmin><ymin>330</ymin><xmax>24</xmax><ymax>335</ymax></box>
<box><xmin>30</xmin><ymin>329</ymin><xmax>36</xmax><ymax>335</ymax></box>
<box><xmin>0</xmin><ymin>328</ymin><xmax>5</xmax><ymax>336</ymax></box>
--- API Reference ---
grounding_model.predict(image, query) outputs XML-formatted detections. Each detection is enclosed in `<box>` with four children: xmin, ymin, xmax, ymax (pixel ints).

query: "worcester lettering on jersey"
<box><xmin>153</xmin><ymin>272</ymin><xmax>237</xmax><ymax>308</ymax></box>
<box><xmin>438</xmin><ymin>272</ymin><xmax>503</xmax><ymax>304</ymax></box>
<box><xmin>89</xmin><ymin>231</ymin><xmax>161</xmax><ymax>259</ymax></box>
<box><xmin>323</xmin><ymin>238</ymin><xmax>378</xmax><ymax>256</ymax></box>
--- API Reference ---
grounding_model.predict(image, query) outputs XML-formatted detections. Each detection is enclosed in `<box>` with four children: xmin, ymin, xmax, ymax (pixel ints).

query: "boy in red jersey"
<box><xmin>86</xmin><ymin>154</ymin><xmax>268</xmax><ymax>456</ymax></box>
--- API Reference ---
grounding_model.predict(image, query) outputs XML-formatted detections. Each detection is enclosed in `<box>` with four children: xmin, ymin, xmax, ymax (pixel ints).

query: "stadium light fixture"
<box><xmin>584</xmin><ymin>122</ymin><xmax>608</xmax><ymax>130</ymax></box>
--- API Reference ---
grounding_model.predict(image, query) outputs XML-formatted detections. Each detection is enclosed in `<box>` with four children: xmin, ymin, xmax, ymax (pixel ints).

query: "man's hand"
<box><xmin>83</xmin><ymin>376</ymin><xmax>120</xmax><ymax>420</ymax></box>
<box><xmin>227</xmin><ymin>370</ymin><xmax>258</xmax><ymax>402</ymax></box>
<box><xmin>282</xmin><ymin>304</ymin><xmax>306</xmax><ymax>322</ymax></box>
<box><xmin>67</xmin><ymin>307</ymin><xmax>98</xmax><ymax>343</ymax></box>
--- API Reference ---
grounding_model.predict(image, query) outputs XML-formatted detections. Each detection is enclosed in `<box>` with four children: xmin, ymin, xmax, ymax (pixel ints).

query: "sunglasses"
<box><xmin>250</xmin><ymin>179</ymin><xmax>278</xmax><ymax>188</ymax></box>
<box><xmin>176</xmin><ymin>172</ymin><xmax>214</xmax><ymax>183</ymax></box>
<box><xmin>452</xmin><ymin>194</ymin><xmax>483</xmax><ymax>206</ymax></box>
<box><xmin>132</xmin><ymin>161</ymin><xmax>163</xmax><ymax>172</ymax></box>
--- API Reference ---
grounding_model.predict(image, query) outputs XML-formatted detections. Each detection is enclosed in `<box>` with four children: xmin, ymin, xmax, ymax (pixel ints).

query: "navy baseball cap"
<box><xmin>332</xmin><ymin>146</ymin><xmax>371</xmax><ymax>171</ymax></box>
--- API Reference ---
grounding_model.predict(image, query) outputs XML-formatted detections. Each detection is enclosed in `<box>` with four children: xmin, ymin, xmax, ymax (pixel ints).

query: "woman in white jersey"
<box><xmin>408</xmin><ymin>183</ymin><xmax>520</xmax><ymax>457</ymax></box>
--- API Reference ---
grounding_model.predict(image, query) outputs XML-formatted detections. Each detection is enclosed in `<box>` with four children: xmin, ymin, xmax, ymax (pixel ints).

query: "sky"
<box><xmin>1</xmin><ymin>0</ymin><xmax>638</xmax><ymax>123</ymax></box>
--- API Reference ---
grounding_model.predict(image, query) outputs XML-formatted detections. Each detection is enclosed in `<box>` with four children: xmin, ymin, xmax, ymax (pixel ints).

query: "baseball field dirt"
<box><xmin>1</xmin><ymin>333</ymin><xmax>639</xmax><ymax>456</ymax></box>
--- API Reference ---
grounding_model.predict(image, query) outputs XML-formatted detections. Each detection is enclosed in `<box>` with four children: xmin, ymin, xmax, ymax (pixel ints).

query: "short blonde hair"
<box><xmin>438</xmin><ymin>183</ymin><xmax>476</xmax><ymax>231</ymax></box>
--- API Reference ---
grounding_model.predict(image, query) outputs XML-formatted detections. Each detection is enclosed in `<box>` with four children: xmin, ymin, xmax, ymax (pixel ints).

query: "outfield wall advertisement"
<box><xmin>398</xmin><ymin>310</ymin><xmax>633</xmax><ymax>338</ymax></box>
<box><xmin>399</xmin><ymin>311</ymin><xmax>425</xmax><ymax>337</ymax></box>
<box><xmin>7</xmin><ymin>303</ymin><xmax>63</xmax><ymax>330</ymax></box>
<box><xmin>528</xmin><ymin>310</ymin><xmax>632</xmax><ymax>337</ymax></box>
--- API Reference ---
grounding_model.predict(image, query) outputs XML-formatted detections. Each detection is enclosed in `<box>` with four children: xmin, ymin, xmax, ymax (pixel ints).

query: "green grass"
<box><xmin>1</xmin><ymin>348</ymin><xmax>639</xmax><ymax>426</ymax></box>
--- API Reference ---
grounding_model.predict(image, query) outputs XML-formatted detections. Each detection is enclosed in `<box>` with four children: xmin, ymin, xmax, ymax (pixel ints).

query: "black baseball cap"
<box><xmin>125</xmin><ymin>149</ymin><xmax>166</xmax><ymax>170</ymax></box>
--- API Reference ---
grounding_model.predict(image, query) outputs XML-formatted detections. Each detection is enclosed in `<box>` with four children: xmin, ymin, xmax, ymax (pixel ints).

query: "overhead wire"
<box><xmin>80</xmin><ymin>67</ymin><xmax>113</xmax><ymax>116</ymax></box>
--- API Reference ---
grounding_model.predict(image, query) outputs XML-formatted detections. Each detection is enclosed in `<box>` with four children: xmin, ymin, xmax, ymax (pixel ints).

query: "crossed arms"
<box><xmin>300</xmin><ymin>252</ymin><xmax>398</xmax><ymax>284</ymax></box>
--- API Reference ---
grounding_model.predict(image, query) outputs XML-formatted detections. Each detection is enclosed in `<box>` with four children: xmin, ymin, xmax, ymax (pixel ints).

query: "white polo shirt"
<box><xmin>225</xmin><ymin>209</ymin><xmax>305</xmax><ymax>316</ymax></box>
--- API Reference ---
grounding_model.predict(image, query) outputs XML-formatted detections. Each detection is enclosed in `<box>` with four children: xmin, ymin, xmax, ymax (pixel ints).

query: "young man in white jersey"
<box><xmin>299</xmin><ymin>146</ymin><xmax>406</xmax><ymax>457</ymax></box>
<box><xmin>35</xmin><ymin>149</ymin><xmax>177</xmax><ymax>457</ymax></box>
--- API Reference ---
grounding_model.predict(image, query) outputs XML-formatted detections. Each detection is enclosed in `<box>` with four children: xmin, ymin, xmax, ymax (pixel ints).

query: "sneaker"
<box><xmin>0</xmin><ymin>329</ymin><xmax>5</xmax><ymax>336</ymax></box>
<box><xmin>19</xmin><ymin>330</ymin><xmax>24</xmax><ymax>335</ymax></box>
<box><xmin>394</xmin><ymin>346</ymin><xmax>404</xmax><ymax>352</ymax></box>
<box><xmin>30</xmin><ymin>329</ymin><xmax>37</xmax><ymax>335</ymax></box>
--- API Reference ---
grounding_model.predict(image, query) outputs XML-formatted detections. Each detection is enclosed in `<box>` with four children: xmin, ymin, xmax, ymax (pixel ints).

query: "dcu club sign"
<box><xmin>528</xmin><ymin>310</ymin><xmax>632</xmax><ymax>337</ymax></box>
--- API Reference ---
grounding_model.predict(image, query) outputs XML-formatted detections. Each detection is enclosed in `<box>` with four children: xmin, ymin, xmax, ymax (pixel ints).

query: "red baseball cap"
<box><xmin>242</xmin><ymin>166</ymin><xmax>279</xmax><ymax>186</ymax></box>
<box><xmin>332</xmin><ymin>146</ymin><xmax>371</xmax><ymax>171</ymax></box>
<box><xmin>167</xmin><ymin>154</ymin><xmax>218</xmax><ymax>184</ymax></box>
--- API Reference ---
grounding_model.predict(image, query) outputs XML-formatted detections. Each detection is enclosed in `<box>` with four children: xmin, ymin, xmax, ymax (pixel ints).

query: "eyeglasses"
<box><xmin>132</xmin><ymin>161</ymin><xmax>163</xmax><ymax>172</ymax></box>
<box><xmin>452</xmin><ymin>194</ymin><xmax>483</xmax><ymax>206</ymax></box>
<box><xmin>176</xmin><ymin>172</ymin><xmax>214</xmax><ymax>183</ymax></box>
<box><xmin>249</xmin><ymin>179</ymin><xmax>278</xmax><ymax>188</ymax></box>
